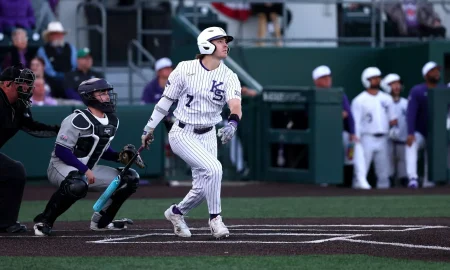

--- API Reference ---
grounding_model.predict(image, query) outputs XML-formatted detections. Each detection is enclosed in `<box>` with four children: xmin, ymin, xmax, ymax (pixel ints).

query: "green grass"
<box><xmin>19</xmin><ymin>195</ymin><xmax>450</xmax><ymax>222</ymax></box>
<box><xmin>1</xmin><ymin>255</ymin><xmax>448</xmax><ymax>270</ymax></box>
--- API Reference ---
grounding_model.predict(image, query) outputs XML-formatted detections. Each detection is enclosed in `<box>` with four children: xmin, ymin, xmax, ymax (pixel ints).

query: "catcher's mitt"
<box><xmin>118</xmin><ymin>144</ymin><xmax>145</xmax><ymax>168</ymax></box>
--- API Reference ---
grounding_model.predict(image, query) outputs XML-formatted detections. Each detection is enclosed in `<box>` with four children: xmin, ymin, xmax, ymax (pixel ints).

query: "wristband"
<box><xmin>228</xmin><ymin>114</ymin><xmax>240</xmax><ymax>125</ymax></box>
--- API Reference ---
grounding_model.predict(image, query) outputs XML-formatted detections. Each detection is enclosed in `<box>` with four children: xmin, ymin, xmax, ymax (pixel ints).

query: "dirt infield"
<box><xmin>1</xmin><ymin>217</ymin><xmax>450</xmax><ymax>262</ymax></box>
<box><xmin>9</xmin><ymin>184</ymin><xmax>450</xmax><ymax>262</ymax></box>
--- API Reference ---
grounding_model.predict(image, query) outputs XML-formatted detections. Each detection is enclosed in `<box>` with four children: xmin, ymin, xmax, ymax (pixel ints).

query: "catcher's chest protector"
<box><xmin>72</xmin><ymin>109</ymin><xmax>118</xmax><ymax>169</ymax></box>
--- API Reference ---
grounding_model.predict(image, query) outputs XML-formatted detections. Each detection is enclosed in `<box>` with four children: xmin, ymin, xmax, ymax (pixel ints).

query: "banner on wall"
<box><xmin>211</xmin><ymin>3</ymin><xmax>252</xmax><ymax>21</ymax></box>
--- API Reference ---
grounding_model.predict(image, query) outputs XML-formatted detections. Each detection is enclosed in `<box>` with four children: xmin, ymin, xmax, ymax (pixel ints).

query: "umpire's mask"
<box><xmin>15</xmin><ymin>68</ymin><xmax>36</xmax><ymax>108</ymax></box>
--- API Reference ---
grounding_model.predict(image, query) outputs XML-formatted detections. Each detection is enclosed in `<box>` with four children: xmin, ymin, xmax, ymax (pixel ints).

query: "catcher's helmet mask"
<box><xmin>78</xmin><ymin>78</ymin><xmax>117</xmax><ymax>113</ymax></box>
<box><xmin>0</xmin><ymin>63</ymin><xmax>36</xmax><ymax>108</ymax></box>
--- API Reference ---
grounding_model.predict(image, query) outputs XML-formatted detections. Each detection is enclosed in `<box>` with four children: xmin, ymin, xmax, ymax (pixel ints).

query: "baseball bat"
<box><xmin>93</xmin><ymin>146</ymin><xmax>144</xmax><ymax>212</ymax></box>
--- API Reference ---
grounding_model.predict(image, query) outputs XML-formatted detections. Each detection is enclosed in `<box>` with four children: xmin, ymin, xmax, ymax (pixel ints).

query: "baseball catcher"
<box><xmin>33</xmin><ymin>78</ymin><xmax>145</xmax><ymax>236</ymax></box>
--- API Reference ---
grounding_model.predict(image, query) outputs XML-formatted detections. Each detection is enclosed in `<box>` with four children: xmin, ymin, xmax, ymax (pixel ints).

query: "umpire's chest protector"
<box><xmin>71</xmin><ymin>109</ymin><xmax>118</xmax><ymax>169</ymax></box>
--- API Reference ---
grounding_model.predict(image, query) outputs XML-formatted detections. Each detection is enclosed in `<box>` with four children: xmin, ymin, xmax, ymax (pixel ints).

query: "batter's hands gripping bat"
<box><xmin>93</xmin><ymin>146</ymin><xmax>144</xmax><ymax>212</ymax></box>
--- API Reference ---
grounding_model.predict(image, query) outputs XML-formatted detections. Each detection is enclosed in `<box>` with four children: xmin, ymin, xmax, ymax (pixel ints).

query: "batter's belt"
<box><xmin>178</xmin><ymin>121</ymin><xmax>213</xmax><ymax>135</ymax></box>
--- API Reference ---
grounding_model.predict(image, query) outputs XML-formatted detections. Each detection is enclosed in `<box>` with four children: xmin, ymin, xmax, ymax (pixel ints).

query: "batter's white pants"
<box><xmin>168</xmin><ymin>121</ymin><xmax>223</xmax><ymax>215</ymax></box>
<box><xmin>360</xmin><ymin>134</ymin><xmax>391</xmax><ymax>188</ymax></box>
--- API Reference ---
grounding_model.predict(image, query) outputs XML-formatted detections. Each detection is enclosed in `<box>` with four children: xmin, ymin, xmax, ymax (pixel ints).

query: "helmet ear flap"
<box><xmin>198</xmin><ymin>40</ymin><xmax>216</xmax><ymax>55</ymax></box>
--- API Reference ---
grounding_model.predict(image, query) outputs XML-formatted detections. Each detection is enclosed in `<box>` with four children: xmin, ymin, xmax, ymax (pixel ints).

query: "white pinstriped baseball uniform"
<box><xmin>163</xmin><ymin>59</ymin><xmax>241</xmax><ymax>215</ymax></box>
<box><xmin>351</xmin><ymin>90</ymin><xmax>397</xmax><ymax>188</ymax></box>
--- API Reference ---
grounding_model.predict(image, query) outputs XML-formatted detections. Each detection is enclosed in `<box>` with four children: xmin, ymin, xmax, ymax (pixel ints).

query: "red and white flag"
<box><xmin>211</xmin><ymin>3</ymin><xmax>251</xmax><ymax>22</ymax></box>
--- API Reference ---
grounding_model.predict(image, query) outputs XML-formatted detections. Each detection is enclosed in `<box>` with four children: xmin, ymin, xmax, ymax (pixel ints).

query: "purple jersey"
<box><xmin>343</xmin><ymin>94</ymin><xmax>355</xmax><ymax>134</ymax></box>
<box><xmin>141</xmin><ymin>78</ymin><xmax>163</xmax><ymax>104</ymax></box>
<box><xmin>406</xmin><ymin>83</ymin><xmax>447</xmax><ymax>138</ymax></box>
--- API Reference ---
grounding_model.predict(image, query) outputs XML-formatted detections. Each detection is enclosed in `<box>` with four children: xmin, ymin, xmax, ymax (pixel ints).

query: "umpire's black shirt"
<box><xmin>0</xmin><ymin>88</ymin><xmax>59</xmax><ymax>149</ymax></box>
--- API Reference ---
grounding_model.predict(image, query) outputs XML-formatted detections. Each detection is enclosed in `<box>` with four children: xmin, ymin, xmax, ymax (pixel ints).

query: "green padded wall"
<box><xmin>1</xmin><ymin>105</ymin><xmax>165</xmax><ymax>179</ymax></box>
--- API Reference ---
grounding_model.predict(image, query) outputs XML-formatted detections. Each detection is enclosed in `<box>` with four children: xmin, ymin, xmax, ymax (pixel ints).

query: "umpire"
<box><xmin>0</xmin><ymin>63</ymin><xmax>60</xmax><ymax>233</ymax></box>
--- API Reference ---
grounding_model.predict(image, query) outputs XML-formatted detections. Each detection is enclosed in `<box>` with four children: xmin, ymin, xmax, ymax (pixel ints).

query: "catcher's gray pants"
<box><xmin>47</xmin><ymin>160</ymin><xmax>119</xmax><ymax>192</ymax></box>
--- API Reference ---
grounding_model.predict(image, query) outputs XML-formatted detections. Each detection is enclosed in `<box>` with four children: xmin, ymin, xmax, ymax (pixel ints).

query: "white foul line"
<box><xmin>88</xmin><ymin>240</ymin><xmax>355</xmax><ymax>244</ymax></box>
<box><xmin>341</xmin><ymin>238</ymin><xmax>450</xmax><ymax>251</ymax></box>
<box><xmin>226</xmin><ymin>225</ymin><xmax>449</xmax><ymax>228</ymax></box>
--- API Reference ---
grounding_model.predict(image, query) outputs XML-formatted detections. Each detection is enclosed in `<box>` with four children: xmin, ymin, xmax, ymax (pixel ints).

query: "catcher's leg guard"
<box><xmin>34</xmin><ymin>171</ymin><xmax>88</xmax><ymax>226</ymax></box>
<box><xmin>95</xmin><ymin>168</ymin><xmax>140</xmax><ymax>228</ymax></box>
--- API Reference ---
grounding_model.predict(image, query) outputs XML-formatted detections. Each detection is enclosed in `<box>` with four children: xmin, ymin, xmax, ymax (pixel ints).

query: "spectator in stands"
<box><xmin>0</xmin><ymin>0</ymin><xmax>36</xmax><ymax>35</ymax></box>
<box><xmin>63</xmin><ymin>47</ymin><xmax>104</xmax><ymax>101</ymax></box>
<box><xmin>251</xmin><ymin>3</ymin><xmax>284</xmax><ymax>47</ymax></box>
<box><xmin>30</xmin><ymin>56</ymin><xmax>51</xmax><ymax>95</ymax></box>
<box><xmin>30</xmin><ymin>77</ymin><xmax>57</xmax><ymax>106</ymax></box>
<box><xmin>2</xmin><ymin>28</ymin><xmax>35</xmax><ymax>70</ymax></box>
<box><xmin>48</xmin><ymin>0</ymin><xmax>58</xmax><ymax>13</ymax></box>
<box><xmin>141</xmin><ymin>57</ymin><xmax>174</xmax><ymax>131</ymax></box>
<box><xmin>37</xmin><ymin>21</ymin><xmax>76</xmax><ymax>99</ymax></box>
<box><xmin>384</xmin><ymin>0</ymin><xmax>446</xmax><ymax>38</ymax></box>
<box><xmin>30</xmin><ymin>0</ymin><xmax>59</xmax><ymax>33</ymax></box>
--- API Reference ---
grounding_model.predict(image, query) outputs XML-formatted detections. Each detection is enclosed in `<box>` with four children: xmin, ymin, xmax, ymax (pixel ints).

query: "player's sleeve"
<box><xmin>225</xmin><ymin>73</ymin><xmax>242</xmax><ymax>101</ymax></box>
<box><xmin>21</xmin><ymin>108</ymin><xmax>60</xmax><ymax>137</ymax></box>
<box><xmin>162</xmin><ymin>62</ymin><xmax>184</xmax><ymax>100</ymax></box>
<box><xmin>406</xmin><ymin>88</ymin><xmax>418</xmax><ymax>135</ymax></box>
<box><xmin>351</xmin><ymin>97</ymin><xmax>362</xmax><ymax>138</ymax></box>
<box><xmin>54</xmin><ymin>115</ymin><xmax>81</xmax><ymax>150</ymax></box>
<box><xmin>342</xmin><ymin>94</ymin><xmax>355</xmax><ymax>134</ymax></box>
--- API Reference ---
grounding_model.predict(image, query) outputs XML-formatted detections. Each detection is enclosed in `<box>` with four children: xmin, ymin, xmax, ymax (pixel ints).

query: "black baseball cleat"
<box><xmin>90</xmin><ymin>218</ymin><xmax>134</xmax><ymax>231</ymax></box>
<box><xmin>0</xmin><ymin>222</ymin><xmax>27</xmax><ymax>233</ymax></box>
<box><xmin>34</xmin><ymin>222</ymin><xmax>52</xmax><ymax>236</ymax></box>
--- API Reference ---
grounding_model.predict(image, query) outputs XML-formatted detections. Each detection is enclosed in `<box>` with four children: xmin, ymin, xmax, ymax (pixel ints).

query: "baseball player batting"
<box><xmin>351</xmin><ymin>67</ymin><xmax>398</xmax><ymax>189</ymax></box>
<box><xmin>33</xmin><ymin>78</ymin><xmax>145</xmax><ymax>236</ymax></box>
<box><xmin>141</xmin><ymin>27</ymin><xmax>242</xmax><ymax>239</ymax></box>
<box><xmin>380</xmin><ymin>73</ymin><xmax>408</xmax><ymax>186</ymax></box>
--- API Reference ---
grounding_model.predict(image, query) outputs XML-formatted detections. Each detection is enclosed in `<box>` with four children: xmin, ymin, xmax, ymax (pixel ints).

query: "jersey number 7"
<box><xmin>186</xmin><ymin>94</ymin><xmax>194</xmax><ymax>107</ymax></box>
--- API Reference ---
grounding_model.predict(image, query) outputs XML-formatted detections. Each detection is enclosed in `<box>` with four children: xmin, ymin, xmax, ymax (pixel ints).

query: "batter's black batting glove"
<box><xmin>118</xmin><ymin>144</ymin><xmax>145</xmax><ymax>168</ymax></box>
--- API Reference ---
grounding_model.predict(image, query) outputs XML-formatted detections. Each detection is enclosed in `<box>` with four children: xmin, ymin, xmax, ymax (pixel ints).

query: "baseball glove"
<box><xmin>118</xmin><ymin>144</ymin><xmax>145</xmax><ymax>168</ymax></box>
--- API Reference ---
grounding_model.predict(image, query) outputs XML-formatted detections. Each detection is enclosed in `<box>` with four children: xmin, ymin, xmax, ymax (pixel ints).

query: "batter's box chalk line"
<box><xmin>84</xmin><ymin>224</ymin><xmax>450</xmax><ymax>251</ymax></box>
